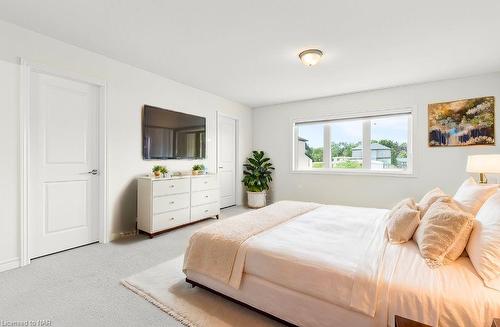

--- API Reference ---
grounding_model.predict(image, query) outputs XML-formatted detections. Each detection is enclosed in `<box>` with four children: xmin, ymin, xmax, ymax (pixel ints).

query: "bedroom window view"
<box><xmin>371</xmin><ymin>115</ymin><xmax>410</xmax><ymax>171</ymax></box>
<box><xmin>331</xmin><ymin>119</ymin><xmax>363</xmax><ymax>169</ymax></box>
<box><xmin>294</xmin><ymin>112</ymin><xmax>412</xmax><ymax>173</ymax></box>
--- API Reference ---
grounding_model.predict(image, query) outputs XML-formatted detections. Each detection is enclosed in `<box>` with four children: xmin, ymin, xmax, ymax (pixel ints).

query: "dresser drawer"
<box><xmin>191</xmin><ymin>202</ymin><xmax>220</xmax><ymax>221</ymax></box>
<box><xmin>153</xmin><ymin>193</ymin><xmax>190</xmax><ymax>214</ymax></box>
<box><xmin>153</xmin><ymin>179</ymin><xmax>190</xmax><ymax>196</ymax></box>
<box><xmin>191</xmin><ymin>176</ymin><xmax>218</xmax><ymax>192</ymax></box>
<box><xmin>153</xmin><ymin>208</ymin><xmax>190</xmax><ymax>232</ymax></box>
<box><xmin>191</xmin><ymin>189</ymin><xmax>219</xmax><ymax>206</ymax></box>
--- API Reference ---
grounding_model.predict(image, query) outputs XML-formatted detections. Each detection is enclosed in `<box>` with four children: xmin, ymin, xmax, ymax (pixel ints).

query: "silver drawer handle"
<box><xmin>169</xmin><ymin>185</ymin><xmax>175</xmax><ymax>188</ymax></box>
<box><xmin>204</xmin><ymin>195</ymin><xmax>209</xmax><ymax>198</ymax></box>
<box><xmin>169</xmin><ymin>201</ymin><xmax>175</xmax><ymax>204</ymax></box>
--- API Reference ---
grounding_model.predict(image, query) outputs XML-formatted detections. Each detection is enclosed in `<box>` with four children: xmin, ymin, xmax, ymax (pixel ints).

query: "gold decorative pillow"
<box><xmin>414</xmin><ymin>198</ymin><xmax>474</xmax><ymax>268</ymax></box>
<box><xmin>386</xmin><ymin>198</ymin><xmax>420</xmax><ymax>244</ymax></box>
<box><xmin>417</xmin><ymin>187</ymin><xmax>449</xmax><ymax>217</ymax></box>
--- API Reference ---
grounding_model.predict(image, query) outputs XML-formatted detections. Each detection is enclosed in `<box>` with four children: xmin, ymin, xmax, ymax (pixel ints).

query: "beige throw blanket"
<box><xmin>183</xmin><ymin>201</ymin><xmax>321</xmax><ymax>287</ymax></box>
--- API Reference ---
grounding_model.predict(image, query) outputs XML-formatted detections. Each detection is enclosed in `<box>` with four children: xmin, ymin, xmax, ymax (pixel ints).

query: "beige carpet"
<box><xmin>121</xmin><ymin>256</ymin><xmax>283</xmax><ymax>327</ymax></box>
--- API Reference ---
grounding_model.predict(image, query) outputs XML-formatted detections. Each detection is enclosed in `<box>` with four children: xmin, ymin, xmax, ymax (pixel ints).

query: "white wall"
<box><xmin>0</xmin><ymin>20</ymin><xmax>252</xmax><ymax>268</ymax></box>
<box><xmin>0</xmin><ymin>60</ymin><xmax>20</xmax><ymax>270</ymax></box>
<box><xmin>253</xmin><ymin>73</ymin><xmax>500</xmax><ymax>208</ymax></box>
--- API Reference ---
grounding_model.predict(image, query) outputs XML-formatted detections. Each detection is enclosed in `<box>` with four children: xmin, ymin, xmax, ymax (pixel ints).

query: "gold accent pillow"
<box><xmin>414</xmin><ymin>198</ymin><xmax>474</xmax><ymax>268</ymax></box>
<box><xmin>386</xmin><ymin>198</ymin><xmax>420</xmax><ymax>244</ymax></box>
<box><xmin>417</xmin><ymin>187</ymin><xmax>449</xmax><ymax>217</ymax></box>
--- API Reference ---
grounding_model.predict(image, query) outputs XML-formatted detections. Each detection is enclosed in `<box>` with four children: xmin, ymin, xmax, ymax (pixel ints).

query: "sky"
<box><xmin>297</xmin><ymin>116</ymin><xmax>409</xmax><ymax>148</ymax></box>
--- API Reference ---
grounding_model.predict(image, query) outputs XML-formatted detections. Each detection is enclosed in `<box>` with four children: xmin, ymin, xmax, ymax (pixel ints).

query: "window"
<box><xmin>331</xmin><ymin>120</ymin><xmax>363</xmax><ymax>169</ymax></box>
<box><xmin>293</xmin><ymin>110</ymin><xmax>413</xmax><ymax>174</ymax></box>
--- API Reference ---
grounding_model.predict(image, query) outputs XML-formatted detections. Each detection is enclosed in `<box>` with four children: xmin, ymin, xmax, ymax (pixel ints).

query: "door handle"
<box><xmin>87</xmin><ymin>169</ymin><xmax>99</xmax><ymax>175</ymax></box>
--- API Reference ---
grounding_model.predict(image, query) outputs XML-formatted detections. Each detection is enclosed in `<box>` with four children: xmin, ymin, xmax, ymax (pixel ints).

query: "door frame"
<box><xmin>19</xmin><ymin>58</ymin><xmax>109</xmax><ymax>266</ymax></box>
<box><xmin>216</xmin><ymin>111</ymin><xmax>239</xmax><ymax>207</ymax></box>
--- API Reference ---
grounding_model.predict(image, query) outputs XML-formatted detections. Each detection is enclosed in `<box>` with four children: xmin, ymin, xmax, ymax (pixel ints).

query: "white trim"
<box><xmin>20</xmin><ymin>61</ymin><xmax>106</xmax><ymax>87</ymax></box>
<box><xmin>290</xmin><ymin>168</ymin><xmax>416</xmax><ymax>178</ymax></box>
<box><xmin>362</xmin><ymin>120</ymin><xmax>371</xmax><ymax>169</ymax></box>
<box><xmin>322</xmin><ymin>125</ymin><xmax>331</xmax><ymax>168</ymax></box>
<box><xmin>216</xmin><ymin>111</ymin><xmax>240</xmax><ymax>206</ymax></box>
<box><xmin>18</xmin><ymin>59</ymin><xmax>109</xmax><ymax>267</ymax></box>
<box><xmin>0</xmin><ymin>257</ymin><xmax>20</xmax><ymax>272</ymax></box>
<box><xmin>19</xmin><ymin>58</ymin><xmax>30</xmax><ymax>266</ymax></box>
<box><xmin>291</xmin><ymin>106</ymin><xmax>415</xmax><ymax>124</ymax></box>
<box><xmin>290</xmin><ymin>106</ymin><xmax>416</xmax><ymax>177</ymax></box>
<box><xmin>98</xmin><ymin>81</ymin><xmax>109</xmax><ymax>244</ymax></box>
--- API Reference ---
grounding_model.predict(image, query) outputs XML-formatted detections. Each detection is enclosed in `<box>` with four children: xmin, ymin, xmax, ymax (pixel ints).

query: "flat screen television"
<box><xmin>142</xmin><ymin>105</ymin><xmax>206</xmax><ymax>160</ymax></box>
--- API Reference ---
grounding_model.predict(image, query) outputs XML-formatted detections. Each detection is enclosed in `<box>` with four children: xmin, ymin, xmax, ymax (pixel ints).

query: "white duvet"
<box><xmin>233</xmin><ymin>204</ymin><xmax>500</xmax><ymax>326</ymax></box>
<box><xmin>235</xmin><ymin>205</ymin><xmax>391</xmax><ymax>317</ymax></box>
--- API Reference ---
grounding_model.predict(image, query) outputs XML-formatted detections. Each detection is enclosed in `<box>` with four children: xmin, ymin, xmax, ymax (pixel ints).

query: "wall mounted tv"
<box><xmin>142</xmin><ymin>105</ymin><xmax>206</xmax><ymax>160</ymax></box>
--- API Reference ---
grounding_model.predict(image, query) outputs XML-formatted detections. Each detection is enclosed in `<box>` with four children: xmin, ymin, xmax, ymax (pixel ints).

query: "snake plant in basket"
<box><xmin>242</xmin><ymin>150</ymin><xmax>275</xmax><ymax>208</ymax></box>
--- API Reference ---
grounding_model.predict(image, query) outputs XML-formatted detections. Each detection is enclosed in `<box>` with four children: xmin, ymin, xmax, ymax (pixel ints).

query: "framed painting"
<box><xmin>428</xmin><ymin>96</ymin><xmax>495</xmax><ymax>147</ymax></box>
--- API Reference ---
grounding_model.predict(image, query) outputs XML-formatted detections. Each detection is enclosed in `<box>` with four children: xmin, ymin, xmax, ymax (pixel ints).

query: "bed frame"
<box><xmin>186</xmin><ymin>278</ymin><xmax>438</xmax><ymax>327</ymax></box>
<box><xmin>186</xmin><ymin>278</ymin><xmax>298</xmax><ymax>327</ymax></box>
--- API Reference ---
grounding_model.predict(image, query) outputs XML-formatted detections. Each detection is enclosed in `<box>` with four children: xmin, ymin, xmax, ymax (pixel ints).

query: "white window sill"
<box><xmin>291</xmin><ymin>168</ymin><xmax>416</xmax><ymax>178</ymax></box>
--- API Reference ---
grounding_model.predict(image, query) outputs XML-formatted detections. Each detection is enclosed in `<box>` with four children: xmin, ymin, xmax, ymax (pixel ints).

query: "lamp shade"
<box><xmin>466</xmin><ymin>154</ymin><xmax>500</xmax><ymax>173</ymax></box>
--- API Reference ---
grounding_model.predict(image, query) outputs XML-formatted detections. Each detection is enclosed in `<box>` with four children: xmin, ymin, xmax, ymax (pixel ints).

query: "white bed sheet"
<box><xmin>242</xmin><ymin>205</ymin><xmax>390</xmax><ymax>316</ymax></box>
<box><xmin>188</xmin><ymin>241</ymin><xmax>500</xmax><ymax>327</ymax></box>
<box><xmin>187</xmin><ymin>269</ymin><xmax>388</xmax><ymax>327</ymax></box>
<box><xmin>385</xmin><ymin>241</ymin><xmax>500</xmax><ymax>327</ymax></box>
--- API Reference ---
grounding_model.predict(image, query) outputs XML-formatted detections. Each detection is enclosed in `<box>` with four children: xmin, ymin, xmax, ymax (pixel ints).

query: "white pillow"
<box><xmin>417</xmin><ymin>187</ymin><xmax>449</xmax><ymax>217</ymax></box>
<box><xmin>466</xmin><ymin>190</ymin><xmax>500</xmax><ymax>291</ymax></box>
<box><xmin>453</xmin><ymin>177</ymin><xmax>498</xmax><ymax>215</ymax></box>
<box><xmin>386</xmin><ymin>198</ymin><xmax>420</xmax><ymax>244</ymax></box>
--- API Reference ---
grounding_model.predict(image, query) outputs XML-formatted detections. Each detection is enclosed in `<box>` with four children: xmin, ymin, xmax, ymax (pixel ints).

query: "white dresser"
<box><xmin>137</xmin><ymin>174</ymin><xmax>220</xmax><ymax>238</ymax></box>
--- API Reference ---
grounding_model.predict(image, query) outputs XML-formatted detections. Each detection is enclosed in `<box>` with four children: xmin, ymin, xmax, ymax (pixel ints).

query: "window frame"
<box><xmin>291</xmin><ymin>106</ymin><xmax>416</xmax><ymax>177</ymax></box>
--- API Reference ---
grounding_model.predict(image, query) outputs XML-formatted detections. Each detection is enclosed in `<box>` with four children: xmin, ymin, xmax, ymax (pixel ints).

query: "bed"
<box><xmin>183</xmin><ymin>201</ymin><xmax>500</xmax><ymax>327</ymax></box>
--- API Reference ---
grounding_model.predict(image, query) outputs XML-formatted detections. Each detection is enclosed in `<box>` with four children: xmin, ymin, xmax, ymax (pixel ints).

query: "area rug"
<box><xmin>121</xmin><ymin>256</ymin><xmax>282</xmax><ymax>327</ymax></box>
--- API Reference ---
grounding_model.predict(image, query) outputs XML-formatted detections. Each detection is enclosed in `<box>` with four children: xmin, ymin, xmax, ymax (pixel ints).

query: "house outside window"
<box><xmin>292</xmin><ymin>108</ymin><xmax>414</xmax><ymax>175</ymax></box>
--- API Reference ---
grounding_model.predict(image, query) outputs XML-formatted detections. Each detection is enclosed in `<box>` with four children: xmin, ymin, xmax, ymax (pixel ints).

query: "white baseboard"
<box><xmin>0</xmin><ymin>257</ymin><xmax>20</xmax><ymax>272</ymax></box>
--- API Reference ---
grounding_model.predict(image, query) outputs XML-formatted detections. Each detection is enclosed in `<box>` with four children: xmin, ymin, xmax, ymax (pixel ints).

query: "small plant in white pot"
<box><xmin>242</xmin><ymin>150</ymin><xmax>275</xmax><ymax>208</ymax></box>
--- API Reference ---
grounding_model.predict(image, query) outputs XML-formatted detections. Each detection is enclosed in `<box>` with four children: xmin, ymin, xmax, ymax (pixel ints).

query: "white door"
<box><xmin>29</xmin><ymin>72</ymin><xmax>100</xmax><ymax>259</ymax></box>
<box><xmin>217</xmin><ymin>115</ymin><xmax>237</xmax><ymax>208</ymax></box>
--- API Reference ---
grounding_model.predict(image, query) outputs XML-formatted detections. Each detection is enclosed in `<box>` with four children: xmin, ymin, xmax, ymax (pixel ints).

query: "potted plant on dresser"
<box><xmin>192</xmin><ymin>164</ymin><xmax>205</xmax><ymax>175</ymax></box>
<box><xmin>242</xmin><ymin>150</ymin><xmax>275</xmax><ymax>208</ymax></box>
<box><xmin>152</xmin><ymin>165</ymin><xmax>167</xmax><ymax>178</ymax></box>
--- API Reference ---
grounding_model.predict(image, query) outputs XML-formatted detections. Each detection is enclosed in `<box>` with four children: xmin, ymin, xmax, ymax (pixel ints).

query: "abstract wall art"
<box><xmin>428</xmin><ymin>96</ymin><xmax>495</xmax><ymax>147</ymax></box>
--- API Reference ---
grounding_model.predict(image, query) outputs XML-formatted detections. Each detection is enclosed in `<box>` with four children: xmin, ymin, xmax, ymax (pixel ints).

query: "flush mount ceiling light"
<box><xmin>299</xmin><ymin>49</ymin><xmax>323</xmax><ymax>66</ymax></box>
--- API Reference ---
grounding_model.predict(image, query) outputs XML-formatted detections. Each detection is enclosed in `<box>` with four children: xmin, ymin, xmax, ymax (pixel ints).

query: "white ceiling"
<box><xmin>1</xmin><ymin>1</ymin><xmax>500</xmax><ymax>108</ymax></box>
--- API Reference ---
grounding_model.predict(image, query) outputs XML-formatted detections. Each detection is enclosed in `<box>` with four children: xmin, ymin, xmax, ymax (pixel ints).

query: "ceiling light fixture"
<box><xmin>299</xmin><ymin>49</ymin><xmax>323</xmax><ymax>66</ymax></box>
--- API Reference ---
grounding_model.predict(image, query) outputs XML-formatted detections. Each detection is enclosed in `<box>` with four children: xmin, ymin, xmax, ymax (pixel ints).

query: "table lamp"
<box><xmin>466</xmin><ymin>154</ymin><xmax>500</xmax><ymax>184</ymax></box>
